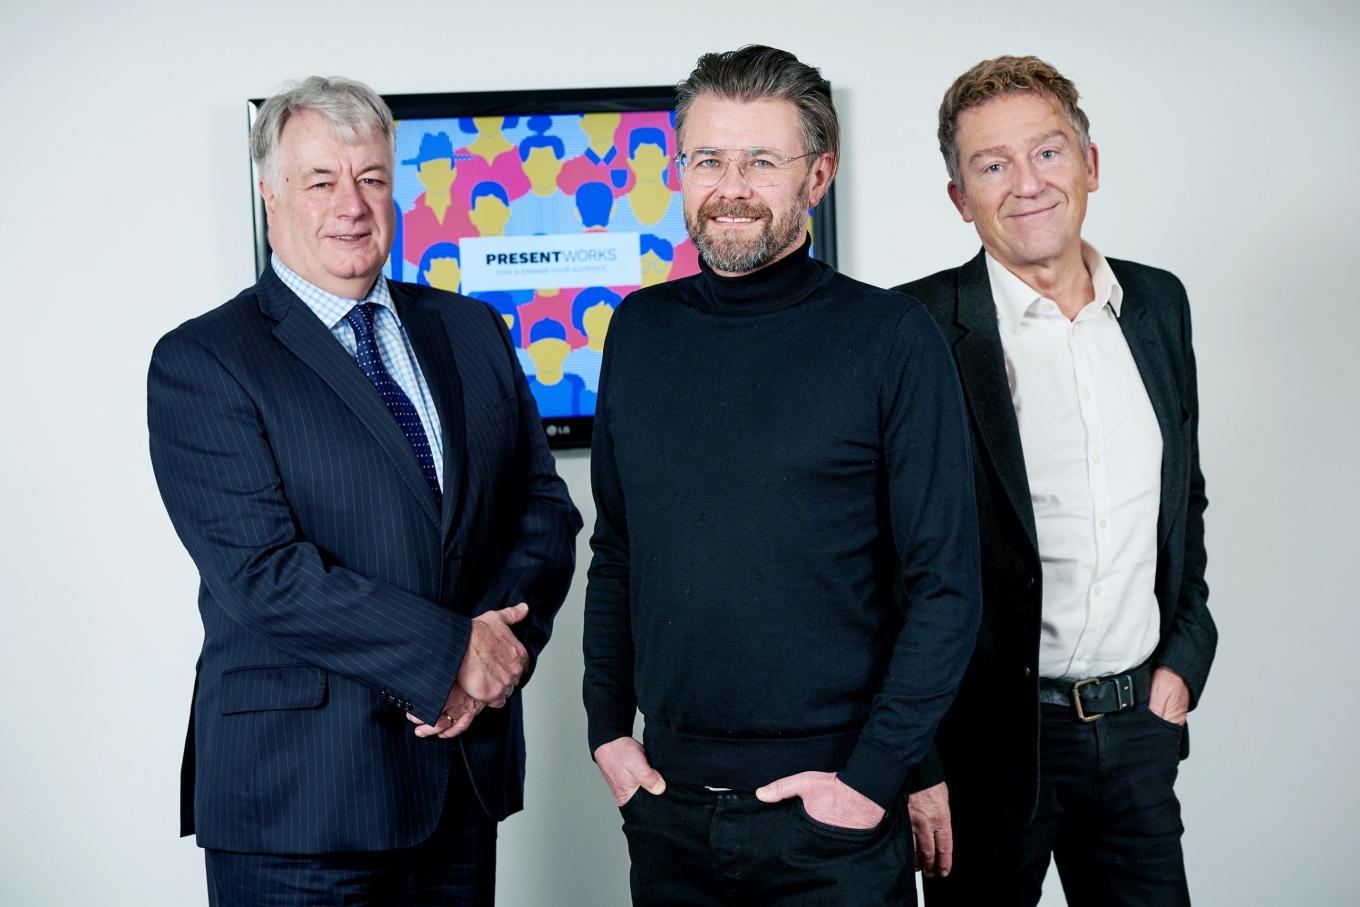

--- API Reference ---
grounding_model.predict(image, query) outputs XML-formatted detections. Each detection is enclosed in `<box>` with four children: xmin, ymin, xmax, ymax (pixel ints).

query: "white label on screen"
<box><xmin>461</xmin><ymin>233</ymin><xmax>641</xmax><ymax>292</ymax></box>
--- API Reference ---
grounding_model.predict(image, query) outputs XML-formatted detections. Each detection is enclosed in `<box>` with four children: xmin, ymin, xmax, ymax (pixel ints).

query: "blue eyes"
<box><xmin>981</xmin><ymin>150</ymin><xmax>1060</xmax><ymax>175</ymax></box>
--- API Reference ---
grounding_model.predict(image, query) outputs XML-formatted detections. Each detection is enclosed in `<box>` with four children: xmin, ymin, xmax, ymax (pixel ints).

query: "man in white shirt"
<box><xmin>894</xmin><ymin>55</ymin><xmax>1216</xmax><ymax>906</ymax></box>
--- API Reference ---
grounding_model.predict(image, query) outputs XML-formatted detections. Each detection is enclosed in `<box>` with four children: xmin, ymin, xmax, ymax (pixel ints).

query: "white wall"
<box><xmin>2</xmin><ymin>1</ymin><xmax>1357</xmax><ymax>904</ymax></box>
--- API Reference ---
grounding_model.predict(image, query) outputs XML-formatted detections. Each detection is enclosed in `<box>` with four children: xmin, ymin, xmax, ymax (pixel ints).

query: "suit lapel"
<box><xmin>258</xmin><ymin>269</ymin><xmax>441</xmax><ymax>528</ymax></box>
<box><xmin>1112</xmin><ymin>284</ymin><xmax>1180</xmax><ymax>550</ymax></box>
<box><xmin>391</xmin><ymin>282</ymin><xmax>468</xmax><ymax>545</ymax></box>
<box><xmin>953</xmin><ymin>251</ymin><xmax>1039</xmax><ymax>555</ymax></box>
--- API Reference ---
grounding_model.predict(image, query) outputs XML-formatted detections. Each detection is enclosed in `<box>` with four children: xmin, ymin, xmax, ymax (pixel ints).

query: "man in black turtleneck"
<box><xmin>583</xmin><ymin>46</ymin><xmax>982</xmax><ymax>906</ymax></box>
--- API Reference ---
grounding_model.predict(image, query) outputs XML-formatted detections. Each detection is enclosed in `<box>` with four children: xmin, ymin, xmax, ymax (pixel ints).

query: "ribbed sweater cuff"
<box><xmin>587</xmin><ymin>706</ymin><xmax>637</xmax><ymax>758</ymax></box>
<box><xmin>838</xmin><ymin>739</ymin><xmax>908</xmax><ymax>809</ymax></box>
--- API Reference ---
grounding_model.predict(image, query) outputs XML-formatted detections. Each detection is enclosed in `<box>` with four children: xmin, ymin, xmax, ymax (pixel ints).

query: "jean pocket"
<box><xmin>619</xmin><ymin>787</ymin><xmax>649</xmax><ymax>818</ymax></box>
<box><xmin>1143</xmin><ymin>703</ymin><xmax>1187</xmax><ymax>734</ymax></box>
<box><xmin>794</xmin><ymin>799</ymin><xmax>883</xmax><ymax>840</ymax></box>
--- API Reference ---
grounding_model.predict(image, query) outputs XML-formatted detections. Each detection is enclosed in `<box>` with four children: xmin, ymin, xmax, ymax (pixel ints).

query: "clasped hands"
<box><xmin>406</xmin><ymin>602</ymin><xmax>530</xmax><ymax>739</ymax></box>
<box><xmin>593</xmin><ymin>737</ymin><xmax>884</xmax><ymax>830</ymax></box>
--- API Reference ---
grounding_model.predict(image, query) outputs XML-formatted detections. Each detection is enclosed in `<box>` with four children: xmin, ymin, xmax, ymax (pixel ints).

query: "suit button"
<box><xmin>1023</xmin><ymin>666</ymin><xmax>1032</xmax><ymax>677</ymax></box>
<box><xmin>1023</xmin><ymin>575</ymin><xmax>1035</xmax><ymax>589</ymax></box>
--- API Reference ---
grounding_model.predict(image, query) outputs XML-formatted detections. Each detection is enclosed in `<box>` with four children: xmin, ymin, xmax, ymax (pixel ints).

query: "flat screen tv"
<box><xmin>249</xmin><ymin>86</ymin><xmax>839</xmax><ymax>449</ymax></box>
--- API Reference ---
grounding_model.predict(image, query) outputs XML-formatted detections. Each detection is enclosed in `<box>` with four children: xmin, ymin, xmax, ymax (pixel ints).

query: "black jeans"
<box><xmin>620</xmin><ymin>780</ymin><xmax>914</xmax><ymax>906</ymax></box>
<box><xmin>204</xmin><ymin>768</ymin><xmax>496</xmax><ymax>906</ymax></box>
<box><xmin>924</xmin><ymin>701</ymin><xmax>1190</xmax><ymax>907</ymax></box>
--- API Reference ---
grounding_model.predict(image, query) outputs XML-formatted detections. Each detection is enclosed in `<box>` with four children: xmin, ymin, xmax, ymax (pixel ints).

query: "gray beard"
<box><xmin>687</xmin><ymin>196</ymin><xmax>808</xmax><ymax>275</ymax></box>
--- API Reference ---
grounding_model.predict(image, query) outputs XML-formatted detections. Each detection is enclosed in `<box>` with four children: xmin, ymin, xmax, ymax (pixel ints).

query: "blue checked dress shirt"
<box><xmin>272</xmin><ymin>255</ymin><xmax>444</xmax><ymax>490</ymax></box>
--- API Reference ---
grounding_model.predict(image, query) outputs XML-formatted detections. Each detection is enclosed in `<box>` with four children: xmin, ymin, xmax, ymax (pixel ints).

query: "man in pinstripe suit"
<box><xmin>148</xmin><ymin>77</ymin><xmax>581</xmax><ymax>905</ymax></box>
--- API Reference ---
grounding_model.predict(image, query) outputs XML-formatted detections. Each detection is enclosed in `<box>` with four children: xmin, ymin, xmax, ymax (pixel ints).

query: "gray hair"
<box><xmin>250</xmin><ymin>76</ymin><xmax>394</xmax><ymax>190</ymax></box>
<box><xmin>674</xmin><ymin>45</ymin><xmax>839</xmax><ymax>161</ymax></box>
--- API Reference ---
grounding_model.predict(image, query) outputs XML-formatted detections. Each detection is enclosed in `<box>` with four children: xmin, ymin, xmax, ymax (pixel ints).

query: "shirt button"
<box><xmin>1093</xmin><ymin>585</ymin><xmax>1104</xmax><ymax>596</ymax></box>
<box><xmin>1092</xmin><ymin>454</ymin><xmax>1102</xmax><ymax>464</ymax></box>
<box><xmin>1082</xmin><ymin>389</ymin><xmax>1091</xmax><ymax>399</ymax></box>
<box><xmin>1099</xmin><ymin>519</ymin><xmax>1108</xmax><ymax>529</ymax></box>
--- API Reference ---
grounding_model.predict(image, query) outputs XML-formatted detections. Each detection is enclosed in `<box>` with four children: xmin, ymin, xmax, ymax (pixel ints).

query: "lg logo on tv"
<box><xmin>546</xmin><ymin>425</ymin><xmax>572</xmax><ymax>437</ymax></box>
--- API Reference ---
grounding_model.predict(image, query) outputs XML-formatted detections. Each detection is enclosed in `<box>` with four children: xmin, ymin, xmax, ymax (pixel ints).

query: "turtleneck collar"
<box><xmin>695</xmin><ymin>236</ymin><xmax>830</xmax><ymax>316</ymax></box>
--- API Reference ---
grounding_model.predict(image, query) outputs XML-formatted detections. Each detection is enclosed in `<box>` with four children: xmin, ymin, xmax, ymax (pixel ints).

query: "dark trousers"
<box><xmin>620</xmin><ymin>780</ymin><xmax>914</xmax><ymax>907</ymax></box>
<box><xmin>204</xmin><ymin>767</ymin><xmax>497</xmax><ymax>907</ymax></box>
<box><xmin>924</xmin><ymin>701</ymin><xmax>1190</xmax><ymax>907</ymax></box>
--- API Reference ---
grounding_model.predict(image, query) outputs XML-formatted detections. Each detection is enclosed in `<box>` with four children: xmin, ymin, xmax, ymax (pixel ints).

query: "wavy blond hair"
<box><xmin>938</xmin><ymin>55</ymin><xmax>1090</xmax><ymax>185</ymax></box>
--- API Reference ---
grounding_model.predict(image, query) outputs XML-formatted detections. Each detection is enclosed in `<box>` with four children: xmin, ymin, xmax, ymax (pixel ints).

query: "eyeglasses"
<box><xmin>675</xmin><ymin>148</ymin><xmax>820</xmax><ymax>188</ymax></box>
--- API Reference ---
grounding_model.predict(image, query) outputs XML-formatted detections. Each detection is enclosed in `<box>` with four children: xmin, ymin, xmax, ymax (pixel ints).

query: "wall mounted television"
<box><xmin>249</xmin><ymin>86</ymin><xmax>839</xmax><ymax>449</ymax></box>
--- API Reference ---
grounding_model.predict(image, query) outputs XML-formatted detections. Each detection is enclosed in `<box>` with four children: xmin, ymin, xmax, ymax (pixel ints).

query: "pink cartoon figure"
<box><xmin>453</xmin><ymin>116</ymin><xmax>532</xmax><ymax>205</ymax></box>
<box><xmin>402</xmin><ymin>131</ymin><xmax>476</xmax><ymax>269</ymax></box>
<box><xmin>558</xmin><ymin>112</ymin><xmax>629</xmax><ymax>198</ymax></box>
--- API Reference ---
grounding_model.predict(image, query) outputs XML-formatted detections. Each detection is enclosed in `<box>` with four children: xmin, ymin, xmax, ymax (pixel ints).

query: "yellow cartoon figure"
<box><xmin>527</xmin><ymin>318</ymin><xmax>588</xmax><ymax>416</ymax></box>
<box><xmin>639</xmin><ymin>234</ymin><xmax>675</xmax><ymax>288</ymax></box>
<box><xmin>468</xmin><ymin>181</ymin><xmax>511</xmax><ymax>237</ymax></box>
<box><xmin>418</xmin><ymin>242</ymin><xmax>461</xmax><ymax>293</ymax></box>
<box><xmin>563</xmin><ymin>287</ymin><xmax>621</xmax><ymax>395</ymax></box>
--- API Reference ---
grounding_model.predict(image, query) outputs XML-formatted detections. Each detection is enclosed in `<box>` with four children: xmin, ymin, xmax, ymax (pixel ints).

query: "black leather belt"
<box><xmin>1038</xmin><ymin>664</ymin><xmax>1152</xmax><ymax>723</ymax></box>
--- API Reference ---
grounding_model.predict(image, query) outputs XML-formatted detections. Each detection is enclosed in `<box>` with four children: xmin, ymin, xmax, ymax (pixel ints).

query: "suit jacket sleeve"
<box><xmin>837</xmin><ymin>305</ymin><xmax>983</xmax><ymax>808</ymax></box>
<box><xmin>481</xmin><ymin>304</ymin><xmax>583</xmax><ymax>687</ymax></box>
<box><xmin>148</xmin><ymin>330</ymin><xmax>469</xmax><ymax>724</ymax></box>
<box><xmin>1153</xmin><ymin>280</ymin><xmax>1216</xmax><ymax>707</ymax></box>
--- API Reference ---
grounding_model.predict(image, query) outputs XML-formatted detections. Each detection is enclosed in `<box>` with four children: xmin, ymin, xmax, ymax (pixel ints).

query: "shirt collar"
<box><xmin>985</xmin><ymin>241</ymin><xmax>1122</xmax><ymax>334</ymax></box>
<box><xmin>271</xmin><ymin>253</ymin><xmax>397</xmax><ymax>331</ymax></box>
<box><xmin>585</xmin><ymin>146</ymin><xmax>617</xmax><ymax>166</ymax></box>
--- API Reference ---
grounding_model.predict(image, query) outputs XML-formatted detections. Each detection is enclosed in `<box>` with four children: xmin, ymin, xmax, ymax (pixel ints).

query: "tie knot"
<box><xmin>344</xmin><ymin>302</ymin><xmax>381</xmax><ymax>338</ymax></box>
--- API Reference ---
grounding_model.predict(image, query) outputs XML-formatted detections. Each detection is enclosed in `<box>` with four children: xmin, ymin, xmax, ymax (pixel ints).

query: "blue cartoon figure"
<box><xmin>574</xmin><ymin>181</ymin><xmax>614</xmax><ymax>232</ymax></box>
<box><xmin>563</xmin><ymin>287</ymin><xmax>620</xmax><ymax>395</ymax></box>
<box><xmin>468</xmin><ymin>180</ymin><xmax>512</xmax><ymax>237</ymax></box>
<box><xmin>639</xmin><ymin>234</ymin><xmax>674</xmax><ymax>288</ymax></box>
<box><xmin>526</xmin><ymin>318</ymin><xmax>587</xmax><ymax>416</ymax></box>
<box><xmin>612</xmin><ymin>126</ymin><xmax>687</xmax><ymax>244</ymax></box>
<box><xmin>508</xmin><ymin>116</ymin><xmax>576</xmax><ymax>236</ymax></box>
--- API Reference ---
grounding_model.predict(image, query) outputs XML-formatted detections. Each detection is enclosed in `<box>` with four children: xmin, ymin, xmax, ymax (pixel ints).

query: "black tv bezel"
<box><xmin>248</xmin><ymin>85</ymin><xmax>839</xmax><ymax>450</ymax></box>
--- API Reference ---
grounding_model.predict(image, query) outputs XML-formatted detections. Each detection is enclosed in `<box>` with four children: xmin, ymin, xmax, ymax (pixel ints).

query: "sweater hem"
<box><xmin>643</xmin><ymin>721</ymin><xmax>861</xmax><ymax>791</ymax></box>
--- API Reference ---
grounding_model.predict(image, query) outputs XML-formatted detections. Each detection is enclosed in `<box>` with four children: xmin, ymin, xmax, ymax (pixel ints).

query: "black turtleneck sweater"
<box><xmin>582</xmin><ymin>244</ymin><xmax>982</xmax><ymax>808</ymax></box>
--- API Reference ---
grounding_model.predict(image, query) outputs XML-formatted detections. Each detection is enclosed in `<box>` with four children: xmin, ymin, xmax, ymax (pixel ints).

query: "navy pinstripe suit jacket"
<box><xmin>148</xmin><ymin>266</ymin><xmax>581</xmax><ymax>853</ymax></box>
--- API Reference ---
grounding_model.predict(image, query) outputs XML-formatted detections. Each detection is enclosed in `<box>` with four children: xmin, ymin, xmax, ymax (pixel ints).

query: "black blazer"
<box><xmin>148</xmin><ymin>267</ymin><xmax>581</xmax><ymax>853</ymax></box>
<box><xmin>894</xmin><ymin>250</ymin><xmax>1215</xmax><ymax>824</ymax></box>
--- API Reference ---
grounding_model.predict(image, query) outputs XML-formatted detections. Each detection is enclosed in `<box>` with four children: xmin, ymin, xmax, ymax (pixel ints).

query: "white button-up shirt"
<box><xmin>986</xmin><ymin>244</ymin><xmax>1162</xmax><ymax>681</ymax></box>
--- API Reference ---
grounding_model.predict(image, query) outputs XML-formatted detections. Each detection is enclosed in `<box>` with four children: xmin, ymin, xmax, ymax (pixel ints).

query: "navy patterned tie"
<box><xmin>344</xmin><ymin>302</ymin><xmax>442</xmax><ymax>508</ymax></box>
